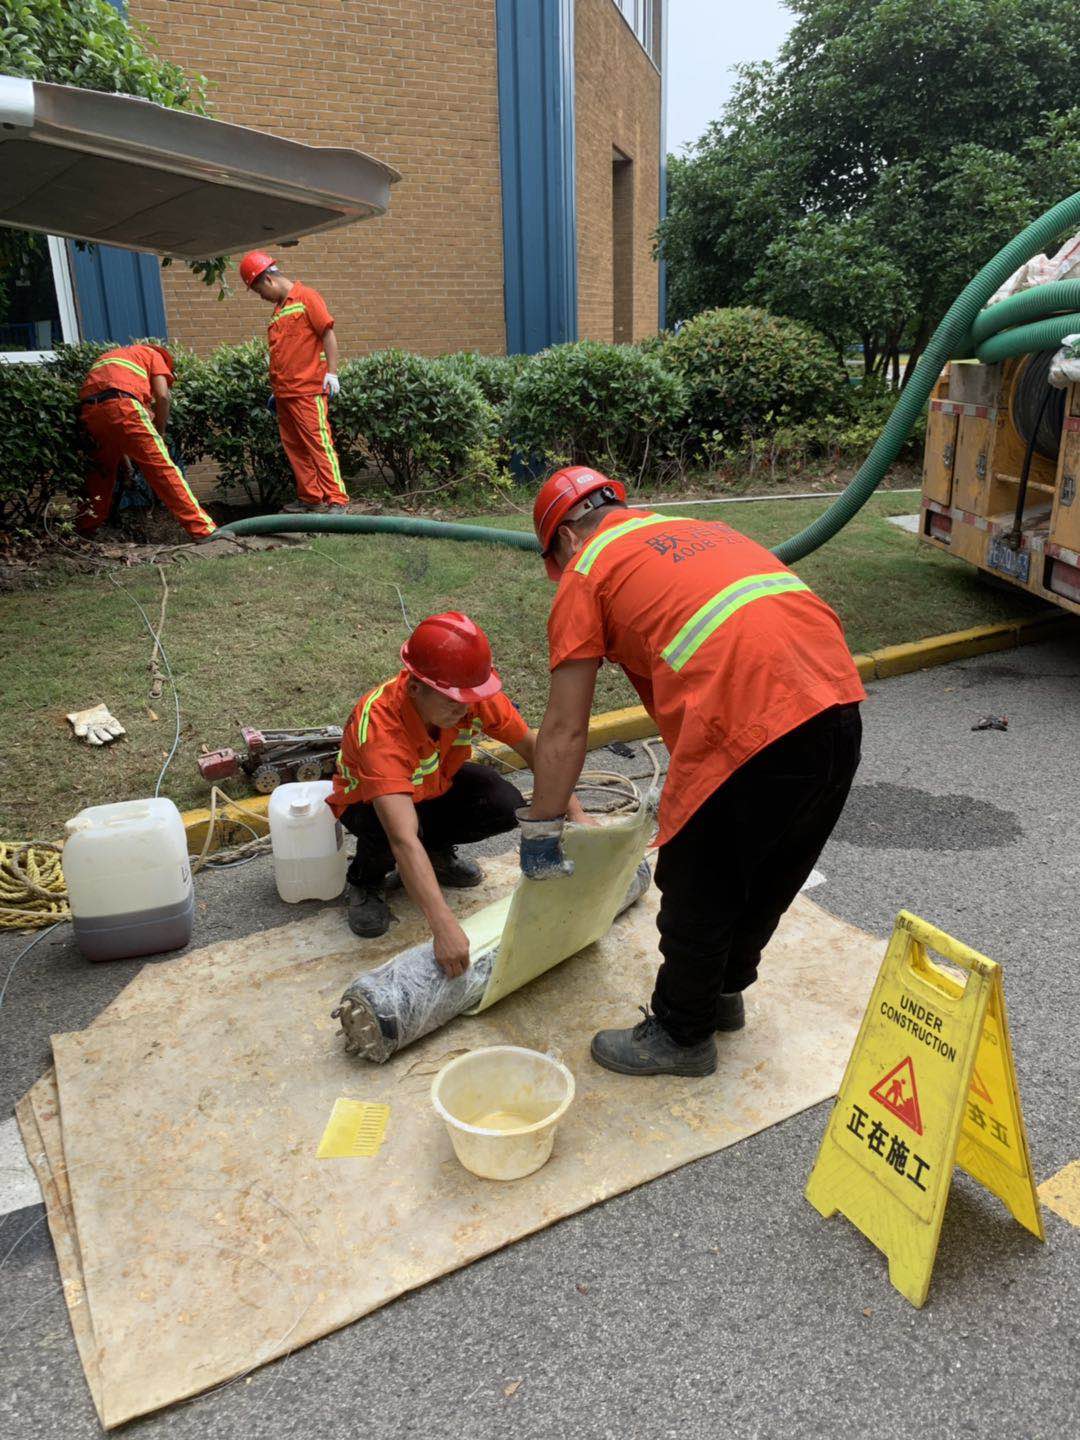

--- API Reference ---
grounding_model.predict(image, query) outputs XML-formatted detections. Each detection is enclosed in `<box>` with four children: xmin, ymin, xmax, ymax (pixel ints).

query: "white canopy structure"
<box><xmin>0</xmin><ymin>75</ymin><xmax>400</xmax><ymax>258</ymax></box>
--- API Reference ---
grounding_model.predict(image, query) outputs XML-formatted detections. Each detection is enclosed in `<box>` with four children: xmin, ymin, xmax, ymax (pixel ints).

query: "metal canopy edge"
<box><xmin>0</xmin><ymin>77</ymin><xmax>401</xmax><ymax>259</ymax></box>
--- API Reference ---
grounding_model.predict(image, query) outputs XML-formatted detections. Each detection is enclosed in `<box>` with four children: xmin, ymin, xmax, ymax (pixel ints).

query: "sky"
<box><xmin>666</xmin><ymin>0</ymin><xmax>794</xmax><ymax>155</ymax></box>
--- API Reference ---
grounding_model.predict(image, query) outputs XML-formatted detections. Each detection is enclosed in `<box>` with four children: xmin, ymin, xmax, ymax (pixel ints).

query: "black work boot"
<box><xmin>591</xmin><ymin>1010</ymin><xmax>717</xmax><ymax>1077</ymax></box>
<box><xmin>347</xmin><ymin>884</ymin><xmax>392</xmax><ymax>938</ymax></box>
<box><xmin>715</xmin><ymin>992</ymin><xmax>746</xmax><ymax>1032</ymax></box>
<box><xmin>429</xmin><ymin>846</ymin><xmax>483</xmax><ymax>888</ymax></box>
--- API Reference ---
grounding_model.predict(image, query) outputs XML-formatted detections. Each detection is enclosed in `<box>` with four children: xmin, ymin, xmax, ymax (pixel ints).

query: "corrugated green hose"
<box><xmin>771</xmin><ymin>190</ymin><xmax>1080</xmax><ymax>564</ymax></box>
<box><xmin>216</xmin><ymin>511</ymin><xmax>541</xmax><ymax>552</ymax></box>
<box><xmin>966</xmin><ymin>279</ymin><xmax>1080</xmax><ymax>348</ymax></box>
<box><xmin>218</xmin><ymin>193</ymin><xmax>1080</xmax><ymax>566</ymax></box>
<box><xmin>971</xmin><ymin>313</ymin><xmax>1080</xmax><ymax>365</ymax></box>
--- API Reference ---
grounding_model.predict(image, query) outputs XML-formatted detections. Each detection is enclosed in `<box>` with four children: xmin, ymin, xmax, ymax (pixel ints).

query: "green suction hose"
<box><xmin>216</xmin><ymin>511</ymin><xmax>541</xmax><ymax>552</ymax></box>
<box><xmin>771</xmin><ymin>190</ymin><xmax>1080</xmax><ymax>564</ymax></box>
<box><xmin>966</xmin><ymin>279</ymin><xmax>1080</xmax><ymax>348</ymax></box>
<box><xmin>971</xmin><ymin>313</ymin><xmax>1080</xmax><ymax>365</ymax></box>
<box><xmin>218</xmin><ymin>193</ymin><xmax>1080</xmax><ymax>567</ymax></box>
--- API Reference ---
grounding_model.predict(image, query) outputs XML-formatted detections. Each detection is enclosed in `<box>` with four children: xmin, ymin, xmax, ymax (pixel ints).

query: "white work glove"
<box><xmin>323</xmin><ymin>372</ymin><xmax>340</xmax><ymax>398</ymax></box>
<box><xmin>67</xmin><ymin>703</ymin><xmax>126</xmax><ymax>747</ymax></box>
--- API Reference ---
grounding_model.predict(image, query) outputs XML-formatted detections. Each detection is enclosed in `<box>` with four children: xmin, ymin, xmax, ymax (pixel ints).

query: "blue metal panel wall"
<box><xmin>68</xmin><ymin>246</ymin><xmax>169</xmax><ymax>344</ymax></box>
<box><xmin>495</xmin><ymin>0</ymin><xmax>578</xmax><ymax>355</ymax></box>
<box><xmin>68</xmin><ymin>0</ymin><xmax>169</xmax><ymax>343</ymax></box>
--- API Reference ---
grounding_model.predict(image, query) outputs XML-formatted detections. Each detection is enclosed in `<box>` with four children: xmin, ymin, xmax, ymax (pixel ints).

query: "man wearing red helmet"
<box><xmin>327</xmin><ymin>611</ymin><xmax>586</xmax><ymax>975</ymax></box>
<box><xmin>522</xmin><ymin>467</ymin><xmax>865</xmax><ymax>1077</ymax></box>
<box><xmin>76</xmin><ymin>342</ymin><xmax>217</xmax><ymax>541</ymax></box>
<box><xmin>238</xmin><ymin>250</ymin><xmax>347</xmax><ymax>514</ymax></box>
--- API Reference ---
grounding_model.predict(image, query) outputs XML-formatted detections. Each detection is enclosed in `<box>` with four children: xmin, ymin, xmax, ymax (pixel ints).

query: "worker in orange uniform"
<box><xmin>327</xmin><ymin>611</ymin><xmax>586</xmax><ymax>975</ymax></box>
<box><xmin>521</xmin><ymin>467</ymin><xmax>865</xmax><ymax>1077</ymax></box>
<box><xmin>76</xmin><ymin>343</ymin><xmax>216</xmax><ymax>541</ymax></box>
<box><xmin>238</xmin><ymin>250</ymin><xmax>347</xmax><ymax>513</ymax></box>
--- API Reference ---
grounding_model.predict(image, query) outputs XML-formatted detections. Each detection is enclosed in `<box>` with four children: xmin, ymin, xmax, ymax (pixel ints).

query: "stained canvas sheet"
<box><xmin>26</xmin><ymin>863</ymin><xmax>882</xmax><ymax>1428</ymax></box>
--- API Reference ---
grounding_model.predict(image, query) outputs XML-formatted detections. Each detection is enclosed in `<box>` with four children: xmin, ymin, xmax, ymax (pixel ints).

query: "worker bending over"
<box><xmin>521</xmin><ymin>468</ymin><xmax>865</xmax><ymax>1077</ymax></box>
<box><xmin>239</xmin><ymin>250</ymin><xmax>347</xmax><ymax>514</ymax></box>
<box><xmin>328</xmin><ymin>611</ymin><xmax>585</xmax><ymax>976</ymax></box>
<box><xmin>76</xmin><ymin>343</ymin><xmax>216</xmax><ymax>542</ymax></box>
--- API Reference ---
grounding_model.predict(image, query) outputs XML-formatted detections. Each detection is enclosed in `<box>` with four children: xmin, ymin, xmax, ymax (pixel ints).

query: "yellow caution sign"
<box><xmin>806</xmin><ymin>910</ymin><xmax>1043</xmax><ymax>1307</ymax></box>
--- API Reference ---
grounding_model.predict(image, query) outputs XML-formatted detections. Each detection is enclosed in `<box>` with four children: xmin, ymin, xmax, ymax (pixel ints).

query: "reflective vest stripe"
<box><xmin>316</xmin><ymin>395</ymin><xmax>346</xmax><ymax>496</ymax></box>
<box><xmin>660</xmin><ymin>572</ymin><xmax>810</xmax><ymax>672</ymax></box>
<box><xmin>411</xmin><ymin>751</ymin><xmax>440</xmax><ymax>785</ymax></box>
<box><xmin>130</xmin><ymin>400</ymin><xmax>216</xmax><ymax>531</ymax></box>
<box><xmin>452</xmin><ymin>719</ymin><xmax>483</xmax><ymax>747</ymax></box>
<box><xmin>90</xmin><ymin>356</ymin><xmax>148</xmax><ymax>379</ymax></box>
<box><xmin>357</xmin><ymin>681</ymin><xmax>390</xmax><ymax>745</ymax></box>
<box><xmin>336</xmin><ymin>752</ymin><xmax>361</xmax><ymax>796</ymax></box>
<box><xmin>573</xmin><ymin>514</ymin><xmax>676</xmax><ymax>577</ymax></box>
<box><xmin>271</xmin><ymin>303</ymin><xmax>306</xmax><ymax>323</ymax></box>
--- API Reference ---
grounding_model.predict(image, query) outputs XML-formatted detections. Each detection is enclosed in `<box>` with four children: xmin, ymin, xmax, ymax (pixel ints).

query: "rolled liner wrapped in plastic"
<box><xmin>333</xmin><ymin>860</ymin><xmax>652</xmax><ymax>1063</ymax></box>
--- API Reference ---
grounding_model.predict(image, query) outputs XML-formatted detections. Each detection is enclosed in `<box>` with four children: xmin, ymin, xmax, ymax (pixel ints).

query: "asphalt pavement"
<box><xmin>2</xmin><ymin>637</ymin><xmax>1079</xmax><ymax>1440</ymax></box>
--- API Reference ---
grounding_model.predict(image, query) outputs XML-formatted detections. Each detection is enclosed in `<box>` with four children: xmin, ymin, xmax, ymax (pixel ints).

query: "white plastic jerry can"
<box><xmin>63</xmin><ymin>797</ymin><xmax>194</xmax><ymax>961</ymax></box>
<box><xmin>268</xmin><ymin>780</ymin><xmax>348</xmax><ymax>903</ymax></box>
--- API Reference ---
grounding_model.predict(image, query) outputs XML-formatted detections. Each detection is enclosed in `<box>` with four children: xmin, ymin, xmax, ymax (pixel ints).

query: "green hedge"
<box><xmin>336</xmin><ymin>351</ymin><xmax>499</xmax><ymax>495</ymax></box>
<box><xmin>1</xmin><ymin>307</ymin><xmax>894</xmax><ymax>536</ymax></box>
<box><xmin>662</xmin><ymin>307</ymin><xmax>850</xmax><ymax>464</ymax></box>
<box><xmin>505</xmin><ymin>340</ymin><xmax>687</xmax><ymax>484</ymax></box>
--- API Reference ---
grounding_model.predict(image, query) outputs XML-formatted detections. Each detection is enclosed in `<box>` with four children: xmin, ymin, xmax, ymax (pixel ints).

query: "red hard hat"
<box><xmin>239</xmin><ymin>250</ymin><xmax>276</xmax><ymax>288</ymax></box>
<box><xmin>400</xmin><ymin>612</ymin><xmax>502</xmax><ymax>703</ymax></box>
<box><xmin>533</xmin><ymin>466</ymin><xmax>627</xmax><ymax>579</ymax></box>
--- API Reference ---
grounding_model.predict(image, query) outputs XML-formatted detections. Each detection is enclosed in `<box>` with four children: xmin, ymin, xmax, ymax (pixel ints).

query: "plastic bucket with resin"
<box><xmin>431</xmin><ymin>1046</ymin><xmax>575</xmax><ymax>1180</ymax></box>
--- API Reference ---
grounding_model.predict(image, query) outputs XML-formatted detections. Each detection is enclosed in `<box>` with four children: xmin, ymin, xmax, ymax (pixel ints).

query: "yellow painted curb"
<box><xmin>184</xmin><ymin>795</ymin><xmax>270</xmax><ymax>852</ymax></box>
<box><xmin>181</xmin><ymin>610</ymin><xmax>1076</xmax><ymax>855</ymax></box>
<box><xmin>868</xmin><ymin>611</ymin><xmax>1073</xmax><ymax>680</ymax></box>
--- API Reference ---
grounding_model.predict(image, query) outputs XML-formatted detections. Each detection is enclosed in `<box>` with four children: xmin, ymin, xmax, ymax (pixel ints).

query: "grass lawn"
<box><xmin>0</xmin><ymin>491</ymin><xmax>1045</xmax><ymax>839</ymax></box>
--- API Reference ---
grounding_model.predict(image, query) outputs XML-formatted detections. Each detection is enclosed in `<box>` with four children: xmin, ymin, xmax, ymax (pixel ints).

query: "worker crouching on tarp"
<box><xmin>239</xmin><ymin>250</ymin><xmax>348</xmax><ymax>514</ymax></box>
<box><xmin>327</xmin><ymin>611</ymin><xmax>587</xmax><ymax>977</ymax></box>
<box><xmin>521</xmin><ymin>467</ymin><xmax>866</xmax><ymax>1078</ymax></box>
<box><xmin>76</xmin><ymin>343</ymin><xmax>217</xmax><ymax>542</ymax></box>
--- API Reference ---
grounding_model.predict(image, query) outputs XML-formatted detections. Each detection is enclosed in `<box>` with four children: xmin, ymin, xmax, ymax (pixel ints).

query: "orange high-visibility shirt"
<box><xmin>79</xmin><ymin>344</ymin><xmax>173</xmax><ymax>405</ymax></box>
<box><xmin>268</xmin><ymin>281</ymin><xmax>334</xmax><ymax>397</ymax></box>
<box><xmin>327</xmin><ymin>670</ymin><xmax>529</xmax><ymax>817</ymax></box>
<box><xmin>547</xmin><ymin>508</ymin><xmax>866</xmax><ymax>845</ymax></box>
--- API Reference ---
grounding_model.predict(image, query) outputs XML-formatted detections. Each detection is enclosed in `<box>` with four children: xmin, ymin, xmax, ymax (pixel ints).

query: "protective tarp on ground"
<box><xmin>18</xmin><ymin>857</ymin><xmax>882</xmax><ymax>1428</ymax></box>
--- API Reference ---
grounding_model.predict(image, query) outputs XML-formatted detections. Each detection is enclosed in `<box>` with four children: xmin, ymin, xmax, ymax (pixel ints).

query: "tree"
<box><xmin>0</xmin><ymin>0</ymin><xmax>227</xmax><ymax>293</ymax></box>
<box><xmin>659</xmin><ymin>0</ymin><xmax>1080</xmax><ymax>380</ymax></box>
<box><xmin>751</xmin><ymin>215</ymin><xmax>909</xmax><ymax>376</ymax></box>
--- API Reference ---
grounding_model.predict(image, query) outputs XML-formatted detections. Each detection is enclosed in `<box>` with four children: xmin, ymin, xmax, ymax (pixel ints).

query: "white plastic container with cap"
<box><xmin>268</xmin><ymin>780</ymin><xmax>348</xmax><ymax>903</ymax></box>
<box><xmin>64</xmin><ymin>797</ymin><xmax>194</xmax><ymax>962</ymax></box>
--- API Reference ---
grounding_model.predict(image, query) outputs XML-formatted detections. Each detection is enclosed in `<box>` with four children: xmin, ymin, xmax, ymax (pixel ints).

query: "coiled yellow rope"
<box><xmin>0</xmin><ymin>841</ymin><xmax>71</xmax><ymax>930</ymax></box>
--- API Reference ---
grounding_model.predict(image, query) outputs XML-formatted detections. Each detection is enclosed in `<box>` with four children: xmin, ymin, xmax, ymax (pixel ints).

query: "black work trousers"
<box><xmin>651</xmin><ymin>703</ymin><xmax>862</xmax><ymax>1046</ymax></box>
<box><xmin>340</xmin><ymin>762</ymin><xmax>523</xmax><ymax>889</ymax></box>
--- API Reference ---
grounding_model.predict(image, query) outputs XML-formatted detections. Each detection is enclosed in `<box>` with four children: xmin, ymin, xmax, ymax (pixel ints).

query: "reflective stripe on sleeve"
<box><xmin>357</xmin><ymin>681</ymin><xmax>390</xmax><ymax>745</ymax></box>
<box><xmin>660</xmin><ymin>572</ymin><xmax>810</xmax><ymax>672</ymax></box>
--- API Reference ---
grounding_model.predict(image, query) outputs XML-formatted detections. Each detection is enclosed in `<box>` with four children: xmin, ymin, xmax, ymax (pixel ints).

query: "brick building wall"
<box><xmin>126</xmin><ymin>0</ymin><xmax>506</xmax><ymax>358</ymax></box>
<box><xmin>573</xmin><ymin>0</ymin><xmax>662</xmax><ymax>343</ymax></box>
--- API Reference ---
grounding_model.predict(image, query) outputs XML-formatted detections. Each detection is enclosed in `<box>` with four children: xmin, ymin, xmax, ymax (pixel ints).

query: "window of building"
<box><xmin>612</xmin><ymin>148</ymin><xmax>635</xmax><ymax>342</ymax></box>
<box><xmin>0</xmin><ymin>234</ymin><xmax>80</xmax><ymax>364</ymax></box>
<box><xmin>612</xmin><ymin>0</ymin><xmax>658</xmax><ymax>62</ymax></box>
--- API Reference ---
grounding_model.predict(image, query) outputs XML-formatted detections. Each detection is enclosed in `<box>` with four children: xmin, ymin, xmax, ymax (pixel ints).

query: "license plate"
<box><xmin>987</xmin><ymin>537</ymin><xmax>1030</xmax><ymax>583</ymax></box>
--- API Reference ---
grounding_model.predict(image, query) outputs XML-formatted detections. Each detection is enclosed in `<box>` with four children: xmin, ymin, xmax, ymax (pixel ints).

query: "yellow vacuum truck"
<box><xmin>919</xmin><ymin>352</ymin><xmax>1080</xmax><ymax>611</ymax></box>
